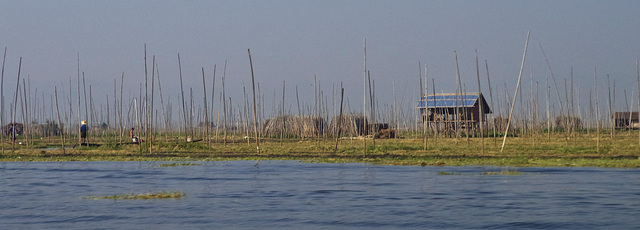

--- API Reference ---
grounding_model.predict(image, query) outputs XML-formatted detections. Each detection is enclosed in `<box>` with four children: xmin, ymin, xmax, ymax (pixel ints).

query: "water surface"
<box><xmin>1</xmin><ymin>161</ymin><xmax>638</xmax><ymax>229</ymax></box>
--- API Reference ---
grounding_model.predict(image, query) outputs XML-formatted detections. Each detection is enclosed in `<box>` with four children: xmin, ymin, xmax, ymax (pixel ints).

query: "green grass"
<box><xmin>1</xmin><ymin>131</ymin><xmax>640</xmax><ymax>167</ymax></box>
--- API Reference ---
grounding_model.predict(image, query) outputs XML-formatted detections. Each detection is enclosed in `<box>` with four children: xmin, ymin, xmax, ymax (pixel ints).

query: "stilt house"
<box><xmin>416</xmin><ymin>93</ymin><xmax>491</xmax><ymax>127</ymax></box>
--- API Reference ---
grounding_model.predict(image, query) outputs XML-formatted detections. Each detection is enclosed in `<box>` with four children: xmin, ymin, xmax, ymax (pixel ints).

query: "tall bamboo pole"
<box><xmin>201</xmin><ymin>67</ymin><xmax>209</xmax><ymax>146</ymax></box>
<box><xmin>368</xmin><ymin>72</ymin><xmax>375</xmax><ymax>146</ymax></box>
<box><xmin>595</xmin><ymin>68</ymin><xmax>600</xmax><ymax>152</ymax></box>
<box><xmin>247</xmin><ymin>49</ymin><xmax>260</xmax><ymax>153</ymax></box>
<box><xmin>362</xmin><ymin>39</ymin><xmax>367</xmax><ymax>158</ymax></box>
<box><xmin>82</xmin><ymin>73</ymin><xmax>88</xmax><ymax>143</ymax></box>
<box><xmin>637</xmin><ymin>60</ymin><xmax>640</xmax><ymax>147</ymax></box>
<box><xmin>475</xmin><ymin>50</ymin><xmax>484</xmax><ymax>154</ymax></box>
<box><xmin>607</xmin><ymin>74</ymin><xmax>613</xmax><ymax>139</ymax></box>
<box><xmin>54</xmin><ymin>86</ymin><xmax>64</xmax><ymax>154</ymax></box>
<box><xmin>77</xmin><ymin>53</ymin><xmax>81</xmax><ymax>145</ymax></box>
<box><xmin>454</xmin><ymin>51</ymin><xmax>462</xmax><ymax>141</ymax></box>
<box><xmin>222</xmin><ymin>60</ymin><xmax>227</xmax><ymax>146</ymax></box>
<box><xmin>177</xmin><ymin>53</ymin><xmax>187</xmax><ymax>141</ymax></box>
<box><xmin>334</xmin><ymin>86</ymin><xmax>344</xmax><ymax>153</ymax></box>
<box><xmin>501</xmin><ymin>31</ymin><xmax>530</xmax><ymax>152</ymax></box>
<box><xmin>1</xmin><ymin>47</ymin><xmax>6</xmax><ymax>155</ymax></box>
<box><xmin>485</xmin><ymin>60</ymin><xmax>496</xmax><ymax>144</ymax></box>
<box><xmin>423</xmin><ymin>65</ymin><xmax>428</xmax><ymax>151</ymax></box>
<box><xmin>150</xmin><ymin>56</ymin><xmax>155</xmax><ymax>153</ymax></box>
<box><xmin>11</xmin><ymin>57</ymin><xmax>22</xmax><ymax>150</ymax></box>
<box><xmin>119</xmin><ymin>73</ymin><xmax>124</xmax><ymax>145</ymax></box>
<box><xmin>21</xmin><ymin>79</ymin><xmax>28</xmax><ymax>148</ymax></box>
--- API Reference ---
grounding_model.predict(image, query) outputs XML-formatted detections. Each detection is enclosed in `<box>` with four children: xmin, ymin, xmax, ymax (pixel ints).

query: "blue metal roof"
<box><xmin>416</xmin><ymin>94</ymin><xmax>478</xmax><ymax>108</ymax></box>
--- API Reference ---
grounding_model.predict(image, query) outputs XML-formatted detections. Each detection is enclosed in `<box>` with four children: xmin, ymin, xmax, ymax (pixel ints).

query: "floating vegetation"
<box><xmin>483</xmin><ymin>169</ymin><xmax>521</xmax><ymax>176</ymax></box>
<box><xmin>159</xmin><ymin>163</ymin><xmax>199</xmax><ymax>167</ymax></box>
<box><xmin>86</xmin><ymin>191</ymin><xmax>185</xmax><ymax>200</ymax></box>
<box><xmin>437</xmin><ymin>171</ymin><xmax>460</xmax><ymax>175</ymax></box>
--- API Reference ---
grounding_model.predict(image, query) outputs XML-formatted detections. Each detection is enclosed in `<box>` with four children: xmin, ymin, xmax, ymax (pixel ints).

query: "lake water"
<box><xmin>0</xmin><ymin>161</ymin><xmax>638</xmax><ymax>229</ymax></box>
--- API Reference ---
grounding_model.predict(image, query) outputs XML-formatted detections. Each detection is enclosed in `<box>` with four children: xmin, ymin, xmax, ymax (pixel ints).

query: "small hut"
<box><xmin>416</xmin><ymin>93</ymin><xmax>491</xmax><ymax>126</ymax></box>
<box><xmin>328</xmin><ymin>114</ymin><xmax>368</xmax><ymax>136</ymax></box>
<box><xmin>261</xmin><ymin>115</ymin><xmax>325</xmax><ymax>137</ymax></box>
<box><xmin>613</xmin><ymin>112</ymin><xmax>639</xmax><ymax>129</ymax></box>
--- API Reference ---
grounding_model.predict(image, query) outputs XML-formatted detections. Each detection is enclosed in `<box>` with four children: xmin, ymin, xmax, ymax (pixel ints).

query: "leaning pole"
<box><xmin>501</xmin><ymin>31</ymin><xmax>530</xmax><ymax>152</ymax></box>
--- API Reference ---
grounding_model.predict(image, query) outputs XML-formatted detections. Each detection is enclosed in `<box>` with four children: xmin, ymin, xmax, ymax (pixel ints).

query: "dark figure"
<box><xmin>80</xmin><ymin>121</ymin><xmax>88</xmax><ymax>143</ymax></box>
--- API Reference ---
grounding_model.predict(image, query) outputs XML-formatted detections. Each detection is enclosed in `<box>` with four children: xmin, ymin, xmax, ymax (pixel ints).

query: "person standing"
<box><xmin>130</xmin><ymin>127</ymin><xmax>137</xmax><ymax>142</ymax></box>
<box><xmin>80</xmin><ymin>121</ymin><xmax>88</xmax><ymax>144</ymax></box>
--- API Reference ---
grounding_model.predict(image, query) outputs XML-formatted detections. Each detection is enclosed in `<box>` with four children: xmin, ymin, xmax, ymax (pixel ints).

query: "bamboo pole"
<box><xmin>368</xmin><ymin>72</ymin><xmax>375</xmax><ymax>146</ymax></box>
<box><xmin>501</xmin><ymin>31</ymin><xmax>530</xmax><ymax>152</ymax></box>
<box><xmin>637</xmin><ymin>60</ymin><xmax>640</xmax><ymax>147</ymax></box>
<box><xmin>21</xmin><ymin>79</ymin><xmax>28</xmax><ymax>148</ymax></box>
<box><xmin>281</xmin><ymin>80</ymin><xmax>285</xmax><ymax>145</ymax></box>
<box><xmin>77</xmin><ymin>53</ymin><xmax>81</xmax><ymax>145</ymax></box>
<box><xmin>177</xmin><ymin>53</ymin><xmax>187</xmax><ymax>141</ymax></box>
<box><xmin>54</xmin><ymin>86</ymin><xmax>64</xmax><ymax>154</ymax></box>
<box><xmin>248</xmin><ymin>49</ymin><xmax>260</xmax><ymax>153</ymax></box>
<box><xmin>475</xmin><ymin>50</ymin><xmax>484</xmax><ymax>154</ymax></box>
<box><xmin>119</xmin><ymin>73</ymin><xmax>124</xmax><ymax>145</ymax></box>
<box><xmin>0</xmin><ymin>47</ymin><xmax>6</xmax><ymax>155</ymax></box>
<box><xmin>150</xmin><ymin>56</ymin><xmax>155</xmax><ymax>153</ymax></box>
<box><xmin>156</xmin><ymin>65</ymin><xmax>168</xmax><ymax>141</ymax></box>
<box><xmin>607</xmin><ymin>74</ymin><xmax>613</xmax><ymax>139</ymax></box>
<box><xmin>423</xmin><ymin>65</ymin><xmax>428</xmax><ymax>151</ymax></box>
<box><xmin>485</xmin><ymin>60</ymin><xmax>496</xmax><ymax>144</ymax></box>
<box><xmin>362</xmin><ymin>38</ymin><xmax>367</xmax><ymax>158</ymax></box>
<box><xmin>595</xmin><ymin>68</ymin><xmax>600</xmax><ymax>152</ymax></box>
<box><xmin>334</xmin><ymin>86</ymin><xmax>344</xmax><ymax>153</ymax></box>
<box><xmin>222</xmin><ymin>60</ymin><xmax>227</xmax><ymax>146</ymax></box>
<box><xmin>201</xmin><ymin>67</ymin><xmax>209</xmax><ymax>146</ymax></box>
<box><xmin>454</xmin><ymin>51</ymin><xmax>462</xmax><ymax>141</ymax></box>
<box><xmin>11</xmin><ymin>57</ymin><xmax>22</xmax><ymax>150</ymax></box>
<box><xmin>82</xmin><ymin>73</ymin><xmax>88</xmax><ymax>144</ymax></box>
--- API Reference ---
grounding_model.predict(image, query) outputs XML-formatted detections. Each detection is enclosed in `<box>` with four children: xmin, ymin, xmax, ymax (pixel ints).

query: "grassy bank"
<box><xmin>0</xmin><ymin>131</ymin><xmax>639</xmax><ymax>167</ymax></box>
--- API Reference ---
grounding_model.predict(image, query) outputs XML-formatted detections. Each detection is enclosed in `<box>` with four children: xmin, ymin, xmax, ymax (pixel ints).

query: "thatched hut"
<box><xmin>328</xmin><ymin>114</ymin><xmax>369</xmax><ymax>136</ymax></box>
<box><xmin>261</xmin><ymin>115</ymin><xmax>325</xmax><ymax>137</ymax></box>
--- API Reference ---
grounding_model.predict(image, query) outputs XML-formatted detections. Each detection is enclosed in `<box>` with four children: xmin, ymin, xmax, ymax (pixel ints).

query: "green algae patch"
<box><xmin>159</xmin><ymin>163</ymin><xmax>200</xmax><ymax>167</ymax></box>
<box><xmin>86</xmin><ymin>191</ymin><xmax>185</xmax><ymax>200</ymax></box>
<box><xmin>483</xmin><ymin>169</ymin><xmax>521</xmax><ymax>176</ymax></box>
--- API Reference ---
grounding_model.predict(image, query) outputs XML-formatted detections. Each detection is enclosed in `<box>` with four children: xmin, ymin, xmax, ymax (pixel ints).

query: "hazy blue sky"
<box><xmin>1</xmin><ymin>0</ymin><xmax>639</xmax><ymax>124</ymax></box>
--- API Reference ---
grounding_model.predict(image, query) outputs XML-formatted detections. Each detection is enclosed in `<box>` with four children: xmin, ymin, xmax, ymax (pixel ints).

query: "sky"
<box><xmin>1</xmin><ymin>0</ymin><xmax>639</xmax><ymax>126</ymax></box>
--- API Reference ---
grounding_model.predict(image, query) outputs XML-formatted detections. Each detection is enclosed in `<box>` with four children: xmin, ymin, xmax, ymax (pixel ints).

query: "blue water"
<box><xmin>0</xmin><ymin>161</ymin><xmax>638</xmax><ymax>229</ymax></box>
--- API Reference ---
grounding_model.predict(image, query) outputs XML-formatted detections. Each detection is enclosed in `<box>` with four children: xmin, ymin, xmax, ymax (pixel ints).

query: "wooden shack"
<box><xmin>416</xmin><ymin>93</ymin><xmax>491</xmax><ymax>128</ymax></box>
<box><xmin>613</xmin><ymin>112</ymin><xmax>639</xmax><ymax>129</ymax></box>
